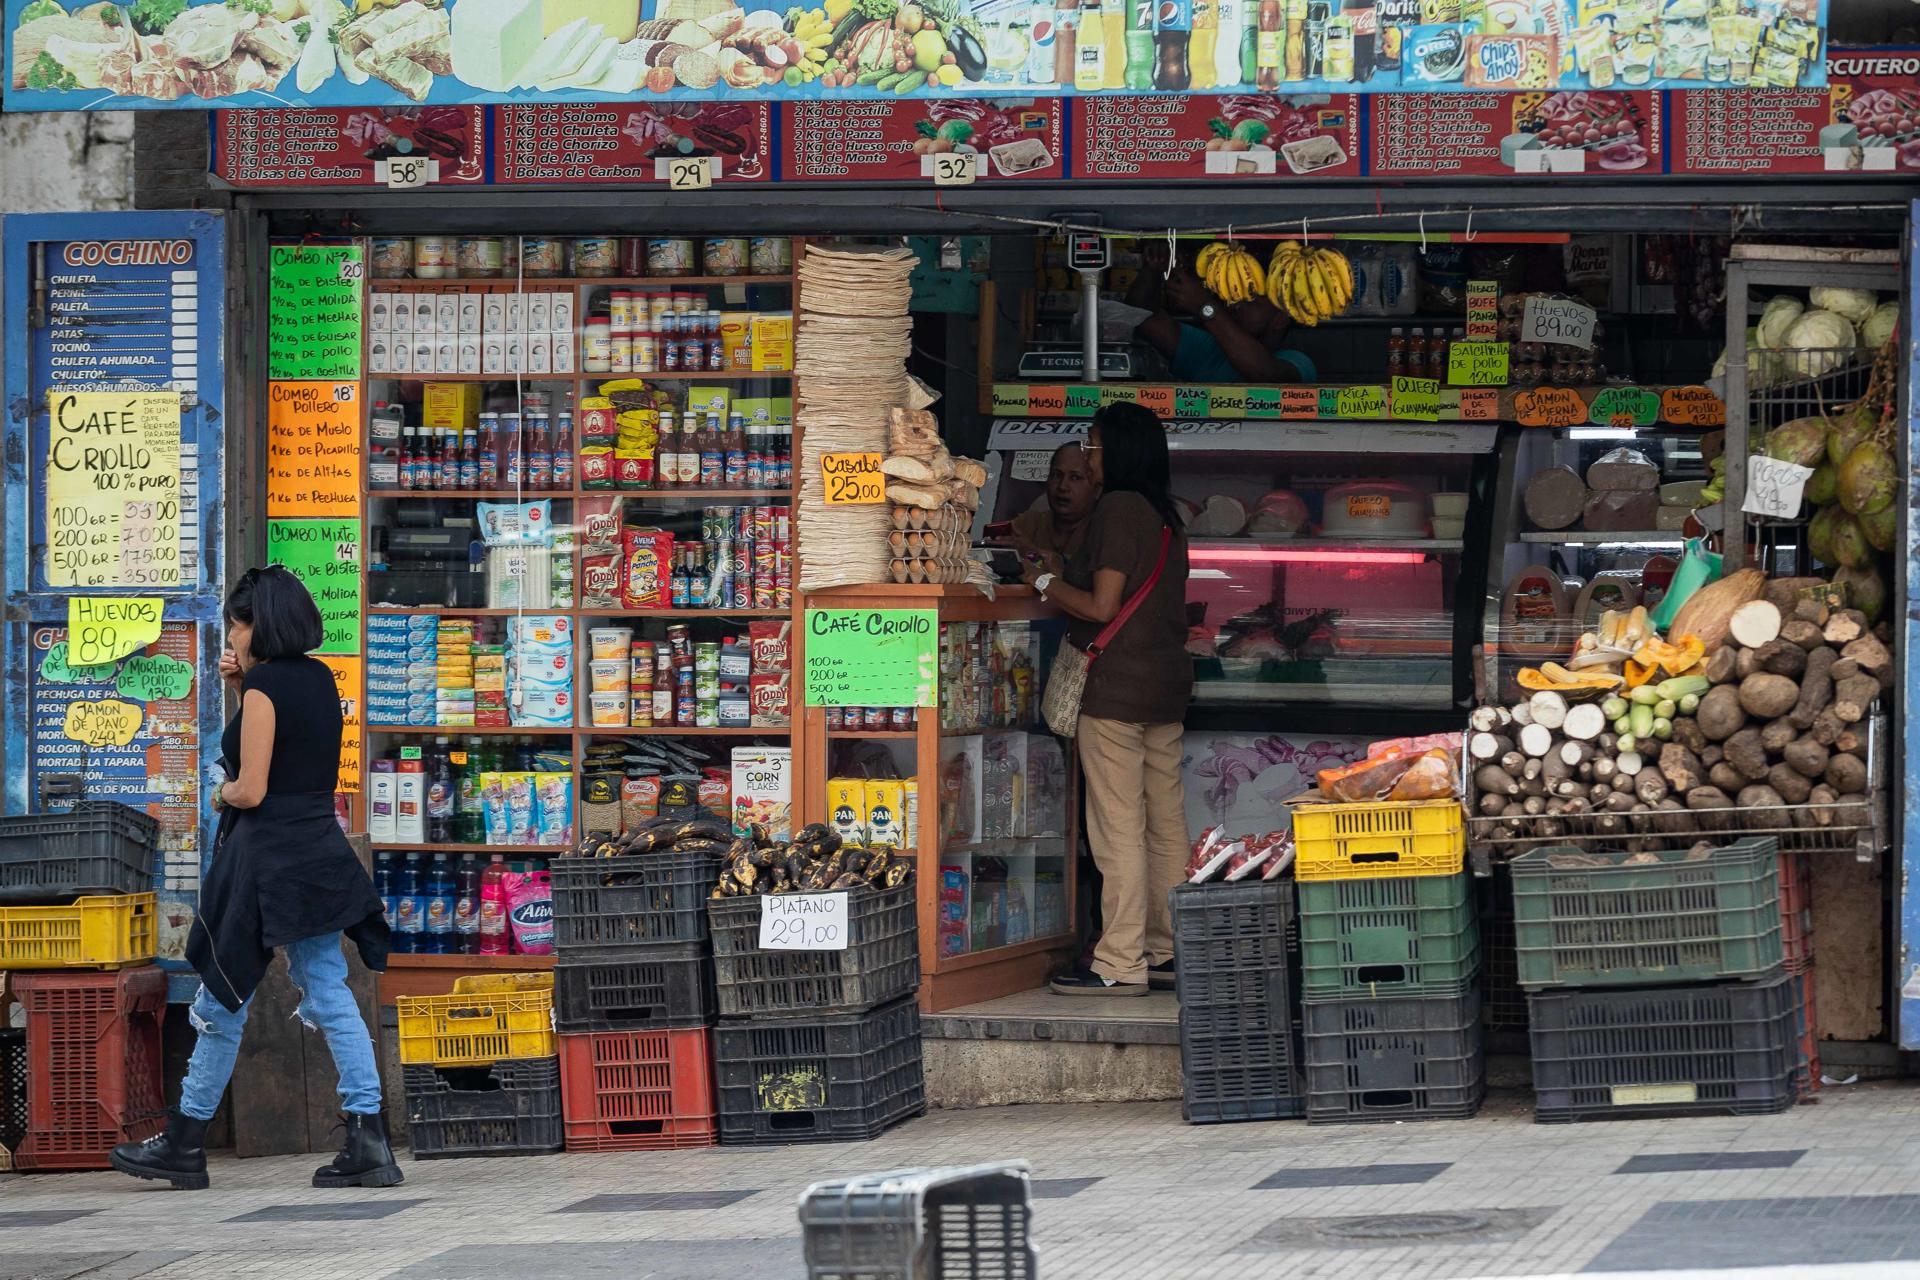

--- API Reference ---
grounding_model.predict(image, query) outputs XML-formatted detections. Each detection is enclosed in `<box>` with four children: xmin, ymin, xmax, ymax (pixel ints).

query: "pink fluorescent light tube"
<box><xmin>1188</xmin><ymin>548</ymin><xmax>1430</xmax><ymax>566</ymax></box>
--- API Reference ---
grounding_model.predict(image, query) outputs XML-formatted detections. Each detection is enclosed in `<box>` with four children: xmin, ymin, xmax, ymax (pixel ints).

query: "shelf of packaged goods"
<box><xmin>827</xmin><ymin>730</ymin><xmax>919</xmax><ymax>740</ymax></box>
<box><xmin>579</xmin><ymin>726</ymin><xmax>790</xmax><ymax>737</ymax></box>
<box><xmin>1188</xmin><ymin>536</ymin><xmax>1465</xmax><ymax>554</ymax></box>
<box><xmin>369</xmin><ymin>275</ymin><xmax>795</xmax><ymax>291</ymax></box>
<box><xmin>368</xmin><ymin>489</ymin><xmax>793</xmax><ymax>502</ymax></box>
<box><xmin>1518</xmin><ymin>530</ymin><xmax>1688</xmax><ymax>544</ymax></box>
<box><xmin>370</xmin><ymin>489</ymin><xmax>577</xmax><ymax>501</ymax></box>
<box><xmin>368</xmin><ymin>371</ymin><xmax>794</xmax><ymax>382</ymax></box>
<box><xmin>366</xmin><ymin>372</ymin><xmax>576</xmax><ymax>382</ymax></box>
<box><xmin>363</xmin><ymin>607</ymin><xmax>576</xmax><ymax>617</ymax></box>
<box><xmin>940</xmin><ymin>725</ymin><xmax>1037</xmax><ymax>738</ymax></box>
<box><xmin>1189</xmin><ymin>681</ymin><xmax>1455</xmax><ymax>708</ymax></box>
<box><xmin>575</xmin><ymin>608</ymin><xmax>791</xmax><ymax>619</ymax></box>
<box><xmin>365</xmin><ymin>724</ymin><xmax>579</xmax><ymax>736</ymax></box>
<box><xmin>370</xmin><ymin>842</ymin><xmax>572</xmax><ymax>854</ymax></box>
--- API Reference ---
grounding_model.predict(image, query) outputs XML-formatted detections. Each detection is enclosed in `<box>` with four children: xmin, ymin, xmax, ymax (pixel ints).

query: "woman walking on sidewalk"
<box><xmin>1024</xmin><ymin>403</ymin><xmax>1192</xmax><ymax>996</ymax></box>
<box><xmin>113</xmin><ymin>566</ymin><xmax>398</xmax><ymax>1191</ymax></box>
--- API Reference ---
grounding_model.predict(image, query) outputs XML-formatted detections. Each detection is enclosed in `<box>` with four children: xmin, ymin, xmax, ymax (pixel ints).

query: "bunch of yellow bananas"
<box><xmin>1196</xmin><ymin>242</ymin><xmax>1267</xmax><ymax>305</ymax></box>
<box><xmin>1265</xmin><ymin>243</ymin><xmax>1353</xmax><ymax>327</ymax></box>
<box><xmin>786</xmin><ymin>7</ymin><xmax>834</xmax><ymax>77</ymax></box>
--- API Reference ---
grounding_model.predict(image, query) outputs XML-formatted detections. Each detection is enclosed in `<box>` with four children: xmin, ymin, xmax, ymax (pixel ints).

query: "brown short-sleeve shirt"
<box><xmin>1065</xmin><ymin>491</ymin><xmax>1191</xmax><ymax>724</ymax></box>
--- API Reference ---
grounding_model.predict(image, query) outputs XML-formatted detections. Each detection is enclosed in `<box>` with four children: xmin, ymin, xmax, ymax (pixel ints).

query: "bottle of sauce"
<box><xmin>478</xmin><ymin>414</ymin><xmax>501</xmax><ymax>489</ymax></box>
<box><xmin>699</xmin><ymin>409</ymin><xmax>725</xmax><ymax>490</ymax></box>
<box><xmin>527</xmin><ymin>415</ymin><xmax>553</xmax><ymax>490</ymax></box>
<box><xmin>1154</xmin><ymin>0</ymin><xmax>1192</xmax><ymax>89</ymax></box>
<box><xmin>746</xmin><ymin>419</ymin><xmax>767</xmax><ymax>490</ymax></box>
<box><xmin>1255</xmin><ymin>0</ymin><xmax>1283</xmax><ymax>87</ymax></box>
<box><xmin>678</xmin><ymin>408</ymin><xmax>702</xmax><ymax>490</ymax></box>
<box><xmin>1190</xmin><ymin>0</ymin><xmax>1216</xmax><ymax>87</ymax></box>
<box><xmin>1124</xmin><ymin>0</ymin><xmax>1154</xmax><ymax>88</ymax></box>
<box><xmin>436</xmin><ymin>426</ymin><xmax>457</xmax><ymax>491</ymax></box>
<box><xmin>1075</xmin><ymin>0</ymin><xmax>1107</xmax><ymax>89</ymax></box>
<box><xmin>503</xmin><ymin>413</ymin><xmax>524</xmax><ymax>489</ymax></box>
<box><xmin>458</xmin><ymin>427</ymin><xmax>479</xmax><ymax>491</ymax></box>
<box><xmin>399</xmin><ymin>424</ymin><xmax>420</xmax><ymax>491</ymax></box>
<box><xmin>1053</xmin><ymin>0</ymin><xmax>1078</xmax><ymax>87</ymax></box>
<box><xmin>1386</xmin><ymin>326</ymin><xmax>1406</xmax><ymax>379</ymax></box>
<box><xmin>723</xmin><ymin>412</ymin><xmax>748</xmax><ymax>488</ymax></box>
<box><xmin>552</xmin><ymin>412</ymin><xmax>574</xmax><ymax>491</ymax></box>
<box><xmin>1407</xmin><ymin>328</ymin><xmax>1428</xmax><ymax>380</ymax></box>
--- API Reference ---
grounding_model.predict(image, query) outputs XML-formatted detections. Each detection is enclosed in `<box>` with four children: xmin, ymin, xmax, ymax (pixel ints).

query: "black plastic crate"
<box><xmin>1181</xmin><ymin>1003</ymin><xmax>1305</xmax><ymax>1124</ymax></box>
<box><xmin>0</xmin><ymin>802</ymin><xmax>157</xmax><ymax>905</ymax></box>
<box><xmin>550</xmin><ymin>850</ymin><xmax>721</xmax><ymax>950</ymax></box>
<box><xmin>1169</xmin><ymin>880</ymin><xmax>1299</xmax><ymax>1014</ymax></box>
<box><xmin>1528</xmin><ymin>972</ymin><xmax>1799</xmax><ymax>1124</ymax></box>
<box><xmin>709</xmin><ymin>884</ymin><xmax>918</xmax><ymax>1019</ymax></box>
<box><xmin>715</xmin><ymin>995</ymin><xmax>925</xmax><ymax>1146</ymax></box>
<box><xmin>1481</xmin><ymin>866</ymin><xmax>1529</xmax><ymax>1034</ymax></box>
<box><xmin>1303</xmin><ymin>988</ymin><xmax>1484</xmax><ymax>1125</ymax></box>
<box><xmin>555</xmin><ymin>943</ymin><xmax>713</xmax><ymax>1032</ymax></box>
<box><xmin>0</xmin><ymin>1029</ymin><xmax>26</xmax><ymax>1155</ymax></box>
<box><xmin>801</xmin><ymin>1163</ymin><xmax>1038</xmax><ymax>1280</ymax></box>
<box><xmin>402</xmin><ymin>1057</ymin><xmax>563</xmax><ymax>1159</ymax></box>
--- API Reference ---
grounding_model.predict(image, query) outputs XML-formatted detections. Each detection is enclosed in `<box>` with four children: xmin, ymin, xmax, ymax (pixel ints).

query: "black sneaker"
<box><xmin>1148</xmin><ymin>960</ymin><xmax>1177</xmax><ymax>991</ymax></box>
<box><xmin>1050</xmin><ymin>968</ymin><xmax>1149</xmax><ymax>997</ymax></box>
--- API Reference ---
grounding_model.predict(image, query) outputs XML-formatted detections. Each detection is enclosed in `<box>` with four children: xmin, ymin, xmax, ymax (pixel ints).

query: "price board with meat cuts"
<box><xmin>1074</xmin><ymin>94</ymin><xmax>1360</xmax><ymax>180</ymax></box>
<box><xmin>215</xmin><ymin>108</ymin><xmax>485</xmax><ymax>186</ymax></box>
<box><xmin>782</xmin><ymin>99</ymin><xmax>1063</xmax><ymax>182</ymax></box>
<box><xmin>1370</xmin><ymin>89</ymin><xmax>1662</xmax><ymax>176</ymax></box>
<box><xmin>1672</xmin><ymin>49</ymin><xmax>1920</xmax><ymax>175</ymax></box>
<box><xmin>495</xmin><ymin>103</ymin><xmax>770</xmax><ymax>183</ymax></box>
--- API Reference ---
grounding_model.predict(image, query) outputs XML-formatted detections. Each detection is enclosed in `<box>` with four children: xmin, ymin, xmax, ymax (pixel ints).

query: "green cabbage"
<box><xmin>1860</xmin><ymin>300</ymin><xmax>1899</xmax><ymax>350</ymax></box>
<box><xmin>19</xmin><ymin>0</ymin><xmax>64</xmax><ymax>20</ymax></box>
<box><xmin>1781</xmin><ymin>309</ymin><xmax>1855</xmax><ymax>378</ymax></box>
<box><xmin>1755</xmin><ymin>296</ymin><xmax>1803</xmax><ymax>350</ymax></box>
<box><xmin>1809</xmin><ymin>286</ymin><xmax>1878</xmax><ymax>325</ymax></box>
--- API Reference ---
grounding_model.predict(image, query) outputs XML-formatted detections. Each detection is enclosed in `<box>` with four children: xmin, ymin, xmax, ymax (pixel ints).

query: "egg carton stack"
<box><xmin>884</xmin><ymin>409</ymin><xmax>987</xmax><ymax>585</ymax></box>
<box><xmin>794</xmin><ymin>242</ymin><xmax>919</xmax><ymax>591</ymax></box>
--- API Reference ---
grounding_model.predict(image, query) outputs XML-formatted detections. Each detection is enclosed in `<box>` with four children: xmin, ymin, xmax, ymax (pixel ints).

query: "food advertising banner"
<box><xmin>1369</xmin><ymin>87</ymin><xmax>1660</xmax><ymax>174</ymax></box>
<box><xmin>1671</xmin><ymin>48</ymin><xmax>1920</xmax><ymax>174</ymax></box>
<box><xmin>783</xmin><ymin>97</ymin><xmax>1064</xmax><ymax>180</ymax></box>
<box><xmin>214</xmin><ymin>107</ymin><xmax>486</xmax><ymax>184</ymax></box>
<box><xmin>1073</xmin><ymin>92</ymin><xmax>1359</xmax><ymax>178</ymax></box>
<box><xmin>6</xmin><ymin>0</ymin><xmax>1827</xmax><ymax>111</ymax></box>
<box><xmin>495</xmin><ymin>101</ymin><xmax>770</xmax><ymax>180</ymax></box>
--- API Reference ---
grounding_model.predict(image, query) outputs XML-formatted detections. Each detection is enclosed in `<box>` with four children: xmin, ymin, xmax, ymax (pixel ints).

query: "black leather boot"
<box><xmin>109</xmin><ymin>1111</ymin><xmax>209</xmax><ymax>1190</ymax></box>
<box><xmin>313</xmin><ymin>1110</ymin><xmax>405</xmax><ymax>1189</ymax></box>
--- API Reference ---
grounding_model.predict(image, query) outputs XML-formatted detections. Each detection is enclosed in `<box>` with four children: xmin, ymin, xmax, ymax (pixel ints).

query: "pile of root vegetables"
<box><xmin>1469</xmin><ymin>574</ymin><xmax>1886</xmax><ymax>854</ymax></box>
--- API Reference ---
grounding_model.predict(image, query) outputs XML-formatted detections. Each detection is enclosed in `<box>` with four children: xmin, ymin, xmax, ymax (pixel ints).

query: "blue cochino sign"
<box><xmin>6</xmin><ymin>0</ymin><xmax>1825</xmax><ymax>109</ymax></box>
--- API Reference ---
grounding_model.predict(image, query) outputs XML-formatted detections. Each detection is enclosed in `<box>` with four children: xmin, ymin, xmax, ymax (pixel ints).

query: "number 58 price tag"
<box><xmin>375</xmin><ymin>157</ymin><xmax>437</xmax><ymax>189</ymax></box>
<box><xmin>760</xmin><ymin>892</ymin><xmax>849</xmax><ymax>951</ymax></box>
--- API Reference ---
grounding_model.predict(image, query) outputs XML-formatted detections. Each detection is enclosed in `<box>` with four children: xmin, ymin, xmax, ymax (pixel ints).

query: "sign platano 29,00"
<box><xmin>5</xmin><ymin>0</ymin><xmax>1827</xmax><ymax>110</ymax></box>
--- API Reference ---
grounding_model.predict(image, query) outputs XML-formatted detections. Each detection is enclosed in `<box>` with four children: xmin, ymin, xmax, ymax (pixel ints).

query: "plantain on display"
<box><xmin>708</xmin><ymin>821</ymin><xmax>913</xmax><ymax>898</ymax></box>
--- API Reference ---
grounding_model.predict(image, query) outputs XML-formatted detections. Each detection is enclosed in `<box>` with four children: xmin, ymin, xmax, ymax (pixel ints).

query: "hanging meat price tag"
<box><xmin>376</xmin><ymin>157</ymin><xmax>438</xmax><ymax>188</ymax></box>
<box><xmin>659</xmin><ymin>157</ymin><xmax>718</xmax><ymax>190</ymax></box>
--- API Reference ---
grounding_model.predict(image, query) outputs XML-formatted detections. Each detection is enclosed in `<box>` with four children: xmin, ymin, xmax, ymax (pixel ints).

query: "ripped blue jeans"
<box><xmin>178</xmin><ymin>932</ymin><xmax>383</xmax><ymax>1121</ymax></box>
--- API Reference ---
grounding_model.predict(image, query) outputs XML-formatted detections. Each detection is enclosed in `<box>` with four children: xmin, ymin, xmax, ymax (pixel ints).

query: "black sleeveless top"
<box><xmin>220</xmin><ymin>656</ymin><xmax>342</xmax><ymax>794</ymax></box>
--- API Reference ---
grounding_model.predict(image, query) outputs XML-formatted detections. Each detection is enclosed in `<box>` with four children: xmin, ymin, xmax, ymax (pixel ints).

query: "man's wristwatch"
<box><xmin>1033</xmin><ymin>572</ymin><xmax>1055</xmax><ymax>597</ymax></box>
<box><xmin>1199</xmin><ymin>302</ymin><xmax>1218</xmax><ymax>321</ymax></box>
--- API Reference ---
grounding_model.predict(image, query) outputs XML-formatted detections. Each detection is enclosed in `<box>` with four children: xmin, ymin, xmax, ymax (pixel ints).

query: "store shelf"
<box><xmin>608</xmin><ymin>371</ymin><xmax>793</xmax><ymax>381</ymax></box>
<box><xmin>366</xmin><ymin>372</ymin><xmax>577</xmax><ymax>382</ymax></box>
<box><xmin>1189</xmin><ymin>535</ymin><xmax>1465</xmax><ymax>553</ymax></box>
<box><xmin>370</xmin><ymin>843</ymin><xmax>571</xmax><ymax>854</ymax></box>
<box><xmin>1190</xmin><ymin>681</ymin><xmax>1455</xmax><ymax>708</ymax></box>
<box><xmin>575</xmin><ymin>608</ymin><xmax>790</xmax><ymax>618</ymax></box>
<box><xmin>370</xmin><ymin>489</ymin><xmax>576</xmax><ymax>500</ymax></box>
<box><xmin>1163</xmin><ymin>423</ymin><xmax>1501</xmax><ymax>456</ymax></box>
<box><xmin>370</xmin><ymin>275</ymin><xmax>794</xmax><ymax>290</ymax></box>
<box><xmin>827</xmin><ymin>730</ymin><xmax>919</xmax><ymax>740</ymax></box>
<box><xmin>366</xmin><ymin>724</ymin><xmax>578</xmax><ymax>736</ymax></box>
<box><xmin>1518</xmin><ymin>530</ymin><xmax>1687</xmax><ymax>544</ymax></box>
<box><xmin>579</xmin><ymin>726</ymin><xmax>789</xmax><ymax>737</ymax></box>
<box><xmin>588</xmin><ymin>489</ymin><xmax>795</xmax><ymax>501</ymax></box>
<box><xmin>363</xmin><ymin>607</ymin><xmax>574</xmax><ymax>617</ymax></box>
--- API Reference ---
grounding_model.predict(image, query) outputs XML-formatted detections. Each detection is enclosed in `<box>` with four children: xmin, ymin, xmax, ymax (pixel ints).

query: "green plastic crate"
<box><xmin>1510</xmin><ymin>837</ymin><xmax>1783</xmax><ymax>991</ymax></box>
<box><xmin>1298</xmin><ymin>874</ymin><xmax>1480</xmax><ymax>1000</ymax></box>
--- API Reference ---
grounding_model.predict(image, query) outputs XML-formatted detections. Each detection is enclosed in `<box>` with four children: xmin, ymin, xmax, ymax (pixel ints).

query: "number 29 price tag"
<box><xmin>658</xmin><ymin>156</ymin><xmax>718</xmax><ymax>189</ymax></box>
<box><xmin>375</xmin><ymin>156</ymin><xmax>437</xmax><ymax>189</ymax></box>
<box><xmin>760</xmin><ymin>891</ymin><xmax>849</xmax><ymax>951</ymax></box>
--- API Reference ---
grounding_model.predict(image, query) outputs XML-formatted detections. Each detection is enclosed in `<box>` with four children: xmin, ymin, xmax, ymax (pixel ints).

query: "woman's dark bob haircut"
<box><xmin>1090</xmin><ymin>401</ymin><xmax>1183</xmax><ymax>530</ymax></box>
<box><xmin>225</xmin><ymin>566</ymin><xmax>325</xmax><ymax>660</ymax></box>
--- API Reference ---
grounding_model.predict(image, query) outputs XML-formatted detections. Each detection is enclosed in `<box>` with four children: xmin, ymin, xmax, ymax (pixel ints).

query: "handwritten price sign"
<box><xmin>926</xmin><ymin>153</ymin><xmax>979</xmax><ymax>186</ymax></box>
<box><xmin>821</xmin><ymin>452</ymin><xmax>886</xmax><ymax>505</ymax></box>
<box><xmin>1521</xmin><ymin>295</ymin><xmax>1597</xmax><ymax>350</ymax></box>
<box><xmin>657</xmin><ymin>156</ymin><xmax>717</xmax><ymax>189</ymax></box>
<box><xmin>759</xmin><ymin>891</ymin><xmax>849</xmax><ymax>950</ymax></box>
<box><xmin>1743</xmin><ymin>456</ymin><xmax>1814</xmax><ymax>519</ymax></box>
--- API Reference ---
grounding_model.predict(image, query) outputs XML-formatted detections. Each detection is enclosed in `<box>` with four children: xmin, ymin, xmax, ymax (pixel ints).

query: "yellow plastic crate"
<box><xmin>396</xmin><ymin>972</ymin><xmax>556</xmax><ymax>1067</ymax></box>
<box><xmin>1293</xmin><ymin>800</ymin><xmax>1465</xmax><ymax>881</ymax></box>
<box><xmin>0</xmin><ymin>893</ymin><xmax>156</xmax><ymax>968</ymax></box>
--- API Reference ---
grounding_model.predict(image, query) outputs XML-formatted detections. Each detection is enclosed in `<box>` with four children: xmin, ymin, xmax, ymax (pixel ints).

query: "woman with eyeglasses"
<box><xmin>1024</xmin><ymin>403</ymin><xmax>1192</xmax><ymax>996</ymax></box>
<box><xmin>112</xmin><ymin>566</ymin><xmax>397</xmax><ymax>1191</ymax></box>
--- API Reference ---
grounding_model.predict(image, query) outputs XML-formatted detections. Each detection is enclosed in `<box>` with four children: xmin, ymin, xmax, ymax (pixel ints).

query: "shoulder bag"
<box><xmin>1040</xmin><ymin>527</ymin><xmax>1171</xmax><ymax>738</ymax></box>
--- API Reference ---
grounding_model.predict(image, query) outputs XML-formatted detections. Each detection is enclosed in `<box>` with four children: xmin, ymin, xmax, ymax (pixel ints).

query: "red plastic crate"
<box><xmin>1796</xmin><ymin>966</ymin><xmax>1821</xmax><ymax>1098</ymax></box>
<box><xmin>559</xmin><ymin>1028</ymin><xmax>715</xmax><ymax>1153</ymax></box>
<box><xmin>12</xmin><ymin>966</ymin><xmax>166</xmax><ymax>1170</ymax></box>
<box><xmin>1779</xmin><ymin>852</ymin><xmax>1813</xmax><ymax>976</ymax></box>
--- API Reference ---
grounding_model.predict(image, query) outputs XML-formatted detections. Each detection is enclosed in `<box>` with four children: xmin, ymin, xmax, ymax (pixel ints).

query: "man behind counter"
<box><xmin>1127</xmin><ymin>242</ymin><xmax>1319</xmax><ymax>384</ymax></box>
<box><xmin>1009</xmin><ymin>441</ymin><xmax>1100</xmax><ymax>562</ymax></box>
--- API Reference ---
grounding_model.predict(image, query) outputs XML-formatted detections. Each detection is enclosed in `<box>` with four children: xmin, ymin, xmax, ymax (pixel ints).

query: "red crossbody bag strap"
<box><xmin>1084</xmin><ymin>527</ymin><xmax>1171</xmax><ymax>661</ymax></box>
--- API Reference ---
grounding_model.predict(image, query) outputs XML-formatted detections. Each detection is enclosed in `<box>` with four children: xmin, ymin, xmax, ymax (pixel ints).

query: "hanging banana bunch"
<box><xmin>1265</xmin><ymin>242</ymin><xmax>1353</xmax><ymax>327</ymax></box>
<box><xmin>1196</xmin><ymin>241</ymin><xmax>1267</xmax><ymax>305</ymax></box>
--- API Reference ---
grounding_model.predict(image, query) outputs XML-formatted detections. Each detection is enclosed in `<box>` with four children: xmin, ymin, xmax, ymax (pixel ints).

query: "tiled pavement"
<box><xmin>7</xmin><ymin>1084</ymin><xmax>1920</xmax><ymax>1279</ymax></box>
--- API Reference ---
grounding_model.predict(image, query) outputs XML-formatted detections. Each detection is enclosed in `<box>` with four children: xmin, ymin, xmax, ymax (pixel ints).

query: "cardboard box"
<box><xmin>526</xmin><ymin>292</ymin><xmax>550</xmax><ymax>334</ymax></box>
<box><xmin>458</xmin><ymin>294</ymin><xmax>482</xmax><ymax>337</ymax></box>
<box><xmin>551</xmin><ymin>291</ymin><xmax>575</xmax><ymax>334</ymax></box>
<box><xmin>389</xmin><ymin>295</ymin><xmax>414</xmax><ymax>333</ymax></box>
<box><xmin>412</xmin><ymin>337</ymin><xmax>434</xmax><ymax>372</ymax></box>
<box><xmin>482</xmin><ymin>334</ymin><xmax>505</xmax><ymax>375</ymax></box>
<box><xmin>719</xmin><ymin>312</ymin><xmax>753</xmax><ymax>371</ymax></box>
<box><xmin>527</xmin><ymin>332</ymin><xmax>551</xmax><ymax>375</ymax></box>
<box><xmin>422</xmin><ymin>382</ymin><xmax>483</xmax><ymax>429</ymax></box>
<box><xmin>368</xmin><ymin>293</ymin><xmax>392</xmax><ymax>333</ymax></box>
<box><xmin>435</xmin><ymin>294</ymin><xmax>458</xmax><ymax>334</ymax></box>
<box><xmin>458</xmin><ymin>338</ymin><xmax>481</xmax><ymax>376</ymax></box>
<box><xmin>368</xmin><ymin>335</ymin><xmax>393</xmax><ymax>374</ymax></box>
<box><xmin>435</xmin><ymin>338</ymin><xmax>457</xmax><ymax>375</ymax></box>
<box><xmin>504</xmin><ymin>294</ymin><xmax>525</xmax><ymax>337</ymax></box>
<box><xmin>750</xmin><ymin>313</ymin><xmax>792</xmax><ymax>372</ymax></box>
<box><xmin>730</xmin><ymin>745</ymin><xmax>792</xmax><ymax>841</ymax></box>
<box><xmin>553</xmin><ymin>333</ymin><xmax>575</xmax><ymax>374</ymax></box>
<box><xmin>413</xmin><ymin>299</ymin><xmax>436</xmax><ymax>336</ymax></box>
<box><xmin>482</xmin><ymin>293</ymin><xmax>506</xmax><ymax>334</ymax></box>
<box><xmin>505</xmin><ymin>333</ymin><xmax>525</xmax><ymax>375</ymax></box>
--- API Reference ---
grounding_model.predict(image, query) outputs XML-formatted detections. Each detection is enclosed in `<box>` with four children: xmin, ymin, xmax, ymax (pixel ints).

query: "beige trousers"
<box><xmin>1077</xmin><ymin>715</ymin><xmax>1188</xmax><ymax>984</ymax></box>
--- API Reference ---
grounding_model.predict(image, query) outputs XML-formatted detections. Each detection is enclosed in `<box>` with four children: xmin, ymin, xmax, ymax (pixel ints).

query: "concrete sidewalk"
<box><xmin>5</xmin><ymin>1084</ymin><xmax>1920</xmax><ymax>1279</ymax></box>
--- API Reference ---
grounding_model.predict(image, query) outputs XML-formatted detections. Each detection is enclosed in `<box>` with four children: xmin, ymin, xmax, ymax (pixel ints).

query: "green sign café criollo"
<box><xmin>7</xmin><ymin>0</ymin><xmax>1828</xmax><ymax>110</ymax></box>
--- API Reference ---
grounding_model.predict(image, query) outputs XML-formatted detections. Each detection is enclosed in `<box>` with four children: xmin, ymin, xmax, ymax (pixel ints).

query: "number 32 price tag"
<box><xmin>927</xmin><ymin>153</ymin><xmax>979</xmax><ymax>186</ymax></box>
<box><xmin>760</xmin><ymin>892</ymin><xmax>849</xmax><ymax>951</ymax></box>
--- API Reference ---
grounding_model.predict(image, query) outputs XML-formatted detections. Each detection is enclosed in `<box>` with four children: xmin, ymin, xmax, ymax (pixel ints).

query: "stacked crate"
<box><xmin>548</xmin><ymin>845</ymin><xmax>722</xmax><ymax>1151</ymax></box>
<box><xmin>705</xmin><ymin>875</ymin><xmax>924</xmax><ymax>1146</ymax></box>
<box><xmin>1292</xmin><ymin>799</ymin><xmax>1484</xmax><ymax>1125</ymax></box>
<box><xmin>1514</xmin><ymin>836</ymin><xmax>1799</xmax><ymax>1123</ymax></box>
<box><xmin>1170</xmin><ymin>878</ymin><xmax>1304</xmax><ymax>1124</ymax></box>
<box><xmin>396</xmin><ymin>972</ymin><xmax>562</xmax><ymax>1157</ymax></box>
<box><xmin>0</xmin><ymin>802</ymin><xmax>162</xmax><ymax>1171</ymax></box>
<box><xmin>1778</xmin><ymin>849</ymin><xmax>1819</xmax><ymax>1095</ymax></box>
